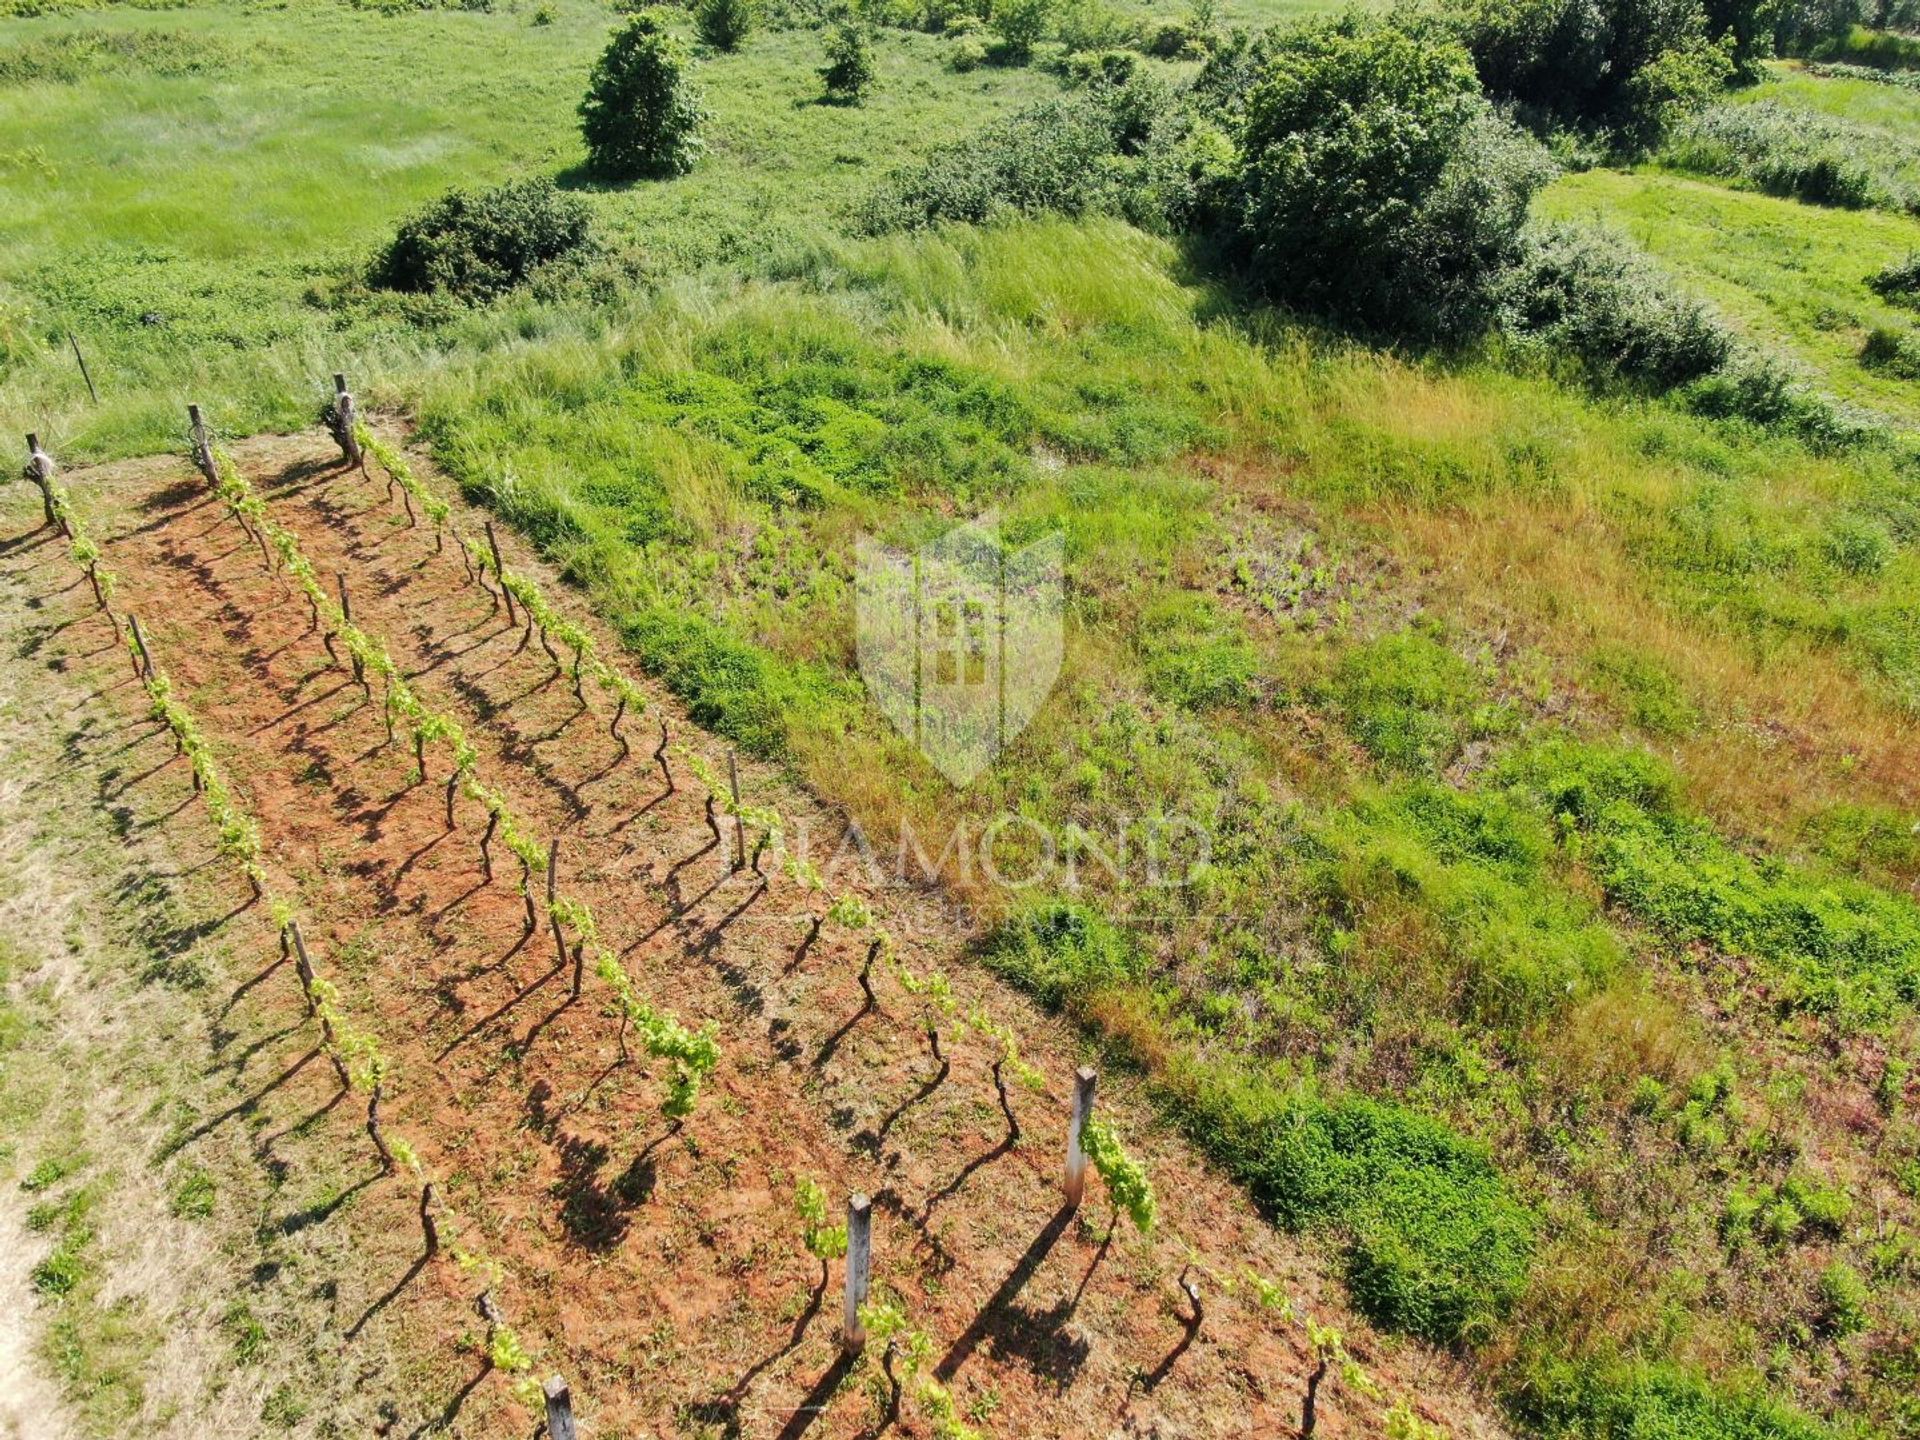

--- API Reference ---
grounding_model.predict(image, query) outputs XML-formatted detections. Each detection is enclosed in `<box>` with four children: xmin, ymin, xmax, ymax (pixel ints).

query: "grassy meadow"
<box><xmin>7</xmin><ymin>0</ymin><xmax>1920</xmax><ymax>1437</ymax></box>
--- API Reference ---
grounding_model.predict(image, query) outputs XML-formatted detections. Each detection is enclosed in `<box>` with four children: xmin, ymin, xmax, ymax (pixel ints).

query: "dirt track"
<box><xmin>3</xmin><ymin>431</ymin><xmax>1504</xmax><ymax>1439</ymax></box>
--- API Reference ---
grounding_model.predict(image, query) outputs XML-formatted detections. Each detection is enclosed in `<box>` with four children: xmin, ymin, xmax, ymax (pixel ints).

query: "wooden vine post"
<box><xmin>127</xmin><ymin>614</ymin><xmax>156</xmax><ymax>680</ymax></box>
<box><xmin>843</xmin><ymin>1193</ymin><xmax>872</xmax><ymax>1355</ymax></box>
<box><xmin>287</xmin><ymin>919</ymin><xmax>318</xmax><ymax>1014</ymax></box>
<box><xmin>486</xmin><ymin>521</ymin><xmax>514</xmax><ymax>625</ymax></box>
<box><xmin>546</xmin><ymin>837</ymin><xmax>568</xmax><ymax>974</ymax></box>
<box><xmin>330</xmin><ymin>373</ymin><xmax>362</xmax><ymax>468</ymax></box>
<box><xmin>187</xmin><ymin>404</ymin><xmax>217</xmax><ymax>487</ymax></box>
<box><xmin>337</xmin><ymin>574</ymin><xmax>365</xmax><ymax>688</ymax></box>
<box><xmin>542</xmin><ymin>1377</ymin><xmax>579</xmax><ymax>1440</ymax></box>
<box><xmin>22</xmin><ymin>434</ymin><xmax>56</xmax><ymax>529</ymax></box>
<box><xmin>727</xmin><ymin>749</ymin><xmax>746</xmax><ymax>871</ymax></box>
<box><xmin>1064</xmin><ymin>1067</ymin><xmax>1098</xmax><ymax>1210</ymax></box>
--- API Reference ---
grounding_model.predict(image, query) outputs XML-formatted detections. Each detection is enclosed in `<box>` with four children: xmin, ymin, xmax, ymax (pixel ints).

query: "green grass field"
<box><xmin>7</xmin><ymin>5</ymin><xmax>1920</xmax><ymax>1438</ymax></box>
<box><xmin>1541</xmin><ymin>165</ymin><xmax>1920</xmax><ymax>425</ymax></box>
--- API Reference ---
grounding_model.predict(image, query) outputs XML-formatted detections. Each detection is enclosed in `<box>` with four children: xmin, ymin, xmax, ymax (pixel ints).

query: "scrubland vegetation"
<box><xmin>7</xmin><ymin>0</ymin><xmax>1920</xmax><ymax>1434</ymax></box>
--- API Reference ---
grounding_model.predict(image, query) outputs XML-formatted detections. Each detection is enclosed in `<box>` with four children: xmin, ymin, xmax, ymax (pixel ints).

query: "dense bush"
<box><xmin>857</xmin><ymin>74</ymin><xmax>1215</xmax><ymax>233</ymax></box>
<box><xmin>695</xmin><ymin>0</ymin><xmax>754</xmax><ymax>50</ymax></box>
<box><xmin>1054</xmin><ymin>0</ymin><xmax>1137</xmax><ymax>53</ymax></box>
<box><xmin>1684</xmin><ymin>349</ymin><xmax>1879</xmax><ymax>450</ymax></box>
<box><xmin>1498</xmin><ymin>222</ymin><xmax>1733</xmax><ymax>388</ymax></box>
<box><xmin>991</xmin><ymin>0</ymin><xmax>1053</xmax><ymax>60</ymax></box>
<box><xmin>1870</xmin><ymin>252</ymin><xmax>1920</xmax><ymax>301</ymax></box>
<box><xmin>1665</xmin><ymin>102</ymin><xmax>1911</xmax><ymax>210</ymax></box>
<box><xmin>1511</xmin><ymin>1361</ymin><xmax>1837</xmax><ymax>1440</ymax></box>
<box><xmin>984</xmin><ymin>900</ymin><xmax>1144</xmax><ymax>1004</ymax></box>
<box><xmin>819</xmin><ymin>22</ymin><xmax>876</xmax><ymax>102</ymax></box>
<box><xmin>372</xmin><ymin>178</ymin><xmax>593</xmax><ymax>301</ymax></box>
<box><xmin>579</xmin><ymin>12</ymin><xmax>708</xmax><ymax>180</ymax></box>
<box><xmin>1861</xmin><ymin>323</ymin><xmax>1920</xmax><ymax>378</ymax></box>
<box><xmin>1228</xmin><ymin>17</ymin><xmax>1553</xmax><ymax>342</ymax></box>
<box><xmin>1808</xmin><ymin>21</ymin><xmax>1920</xmax><ymax>66</ymax></box>
<box><xmin>1448</xmin><ymin>0</ymin><xmax>1733</xmax><ymax>148</ymax></box>
<box><xmin>1178</xmin><ymin>1071</ymin><xmax>1536</xmax><ymax>1345</ymax></box>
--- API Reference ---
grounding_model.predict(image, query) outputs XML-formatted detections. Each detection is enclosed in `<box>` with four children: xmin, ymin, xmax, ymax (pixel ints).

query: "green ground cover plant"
<box><xmin>8</xmin><ymin>1</ymin><xmax>1920</xmax><ymax>1434</ymax></box>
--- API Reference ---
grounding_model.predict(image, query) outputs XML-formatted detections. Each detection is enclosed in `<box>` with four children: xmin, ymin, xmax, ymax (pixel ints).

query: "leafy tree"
<box><xmin>372</xmin><ymin>178</ymin><xmax>592</xmax><ymax>301</ymax></box>
<box><xmin>579</xmin><ymin>12</ymin><xmax>708</xmax><ymax>180</ymax></box>
<box><xmin>1229</xmin><ymin>17</ymin><xmax>1552</xmax><ymax>342</ymax></box>
<box><xmin>695</xmin><ymin>0</ymin><xmax>754</xmax><ymax>51</ymax></box>
<box><xmin>820</xmin><ymin>22</ymin><xmax>876</xmax><ymax>103</ymax></box>
<box><xmin>1447</xmin><ymin>0</ymin><xmax>1733</xmax><ymax>147</ymax></box>
<box><xmin>992</xmin><ymin>0</ymin><xmax>1054</xmax><ymax>60</ymax></box>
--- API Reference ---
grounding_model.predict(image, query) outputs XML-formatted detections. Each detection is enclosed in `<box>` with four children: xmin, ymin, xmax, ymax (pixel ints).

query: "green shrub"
<box><xmin>1684</xmin><ymin>350</ymin><xmax>1877</xmax><ymax>452</ymax></box>
<box><xmin>983</xmin><ymin>900</ymin><xmax>1142</xmax><ymax>1005</ymax></box>
<box><xmin>819</xmin><ymin>22</ymin><xmax>876</xmax><ymax>103</ymax></box>
<box><xmin>1869</xmin><ymin>252</ymin><xmax>1920</xmax><ymax>304</ymax></box>
<box><xmin>991</xmin><ymin>0</ymin><xmax>1053</xmax><ymax>60</ymax></box>
<box><xmin>947</xmin><ymin>33</ymin><xmax>988</xmax><ymax>69</ymax></box>
<box><xmin>1499</xmin><ymin>223</ymin><xmax>1733</xmax><ymax>390</ymax></box>
<box><xmin>1181</xmin><ymin>1071</ymin><xmax>1535</xmax><ymax>1345</ymax></box>
<box><xmin>695</xmin><ymin>0</ymin><xmax>753</xmax><ymax>51</ymax></box>
<box><xmin>579</xmin><ymin>12</ymin><xmax>708</xmax><ymax>180</ymax></box>
<box><xmin>1449</xmin><ymin>0</ymin><xmax>1733</xmax><ymax>148</ymax></box>
<box><xmin>1054</xmin><ymin>0</ymin><xmax>1134</xmax><ymax>52</ymax></box>
<box><xmin>1141</xmin><ymin>17</ymin><xmax>1202</xmax><ymax>57</ymax></box>
<box><xmin>1584</xmin><ymin>643</ymin><xmax>1702</xmax><ymax>735</ymax></box>
<box><xmin>372</xmin><ymin>178</ymin><xmax>592</xmax><ymax>302</ymax></box>
<box><xmin>1665</xmin><ymin>103</ymin><xmax>1914</xmax><ymax>212</ymax></box>
<box><xmin>857</xmin><ymin>82</ymin><xmax>1191</xmax><ymax>232</ymax></box>
<box><xmin>1825</xmin><ymin>511</ymin><xmax>1897</xmax><ymax>576</ymax></box>
<box><xmin>1817</xmin><ymin>1260</ymin><xmax>1872</xmax><ymax>1337</ymax></box>
<box><xmin>1228</xmin><ymin>17</ymin><xmax>1553</xmax><ymax>342</ymax></box>
<box><xmin>1512</xmin><ymin>1360</ymin><xmax>1837</xmax><ymax>1440</ymax></box>
<box><xmin>1501</xmin><ymin>738</ymin><xmax>1920</xmax><ymax>1027</ymax></box>
<box><xmin>1328</xmin><ymin>631</ymin><xmax>1487</xmax><ymax>773</ymax></box>
<box><xmin>1809</xmin><ymin>22</ymin><xmax>1920</xmax><ymax>68</ymax></box>
<box><xmin>1861</xmin><ymin>325</ymin><xmax>1920</xmax><ymax>379</ymax></box>
<box><xmin>1135</xmin><ymin>594</ymin><xmax>1257</xmax><ymax>708</ymax></box>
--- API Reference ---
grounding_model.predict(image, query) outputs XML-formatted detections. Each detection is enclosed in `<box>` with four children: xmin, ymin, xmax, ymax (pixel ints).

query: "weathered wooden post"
<box><xmin>843</xmin><ymin>1193</ymin><xmax>872</xmax><ymax>1355</ymax></box>
<box><xmin>486</xmin><ymin>521</ymin><xmax>514</xmax><ymax>625</ymax></box>
<box><xmin>288</xmin><ymin>919</ymin><xmax>317</xmax><ymax>1013</ymax></box>
<box><xmin>542</xmin><ymin>1377</ymin><xmax>579</xmax><ymax>1440</ymax></box>
<box><xmin>330</xmin><ymin>373</ymin><xmax>362</xmax><ymax>468</ymax></box>
<box><xmin>22</xmin><ymin>434</ymin><xmax>56</xmax><ymax>529</ymax></box>
<box><xmin>547</xmin><ymin>837</ymin><xmax>568</xmax><ymax>973</ymax></box>
<box><xmin>127</xmin><ymin>614</ymin><xmax>156</xmax><ymax>680</ymax></box>
<box><xmin>337</xmin><ymin>574</ymin><xmax>365</xmax><ymax>688</ymax></box>
<box><xmin>187</xmin><ymin>404</ymin><xmax>217</xmax><ymax>486</ymax></box>
<box><xmin>727</xmin><ymin>748</ymin><xmax>746</xmax><ymax>871</ymax></box>
<box><xmin>1064</xmin><ymin>1067</ymin><xmax>1098</xmax><ymax>1209</ymax></box>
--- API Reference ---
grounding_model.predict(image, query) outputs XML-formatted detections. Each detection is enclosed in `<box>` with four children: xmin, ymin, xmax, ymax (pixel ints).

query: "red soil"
<box><xmin>13</xmin><ymin>432</ymin><xmax>1505</xmax><ymax>1440</ymax></box>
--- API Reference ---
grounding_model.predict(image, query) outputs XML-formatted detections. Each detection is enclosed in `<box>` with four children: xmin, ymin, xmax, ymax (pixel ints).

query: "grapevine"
<box><xmin>596</xmin><ymin>952</ymin><xmax>720</xmax><ymax>1117</ymax></box>
<box><xmin>1080</xmin><ymin>1119</ymin><xmax>1157</xmax><ymax>1234</ymax></box>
